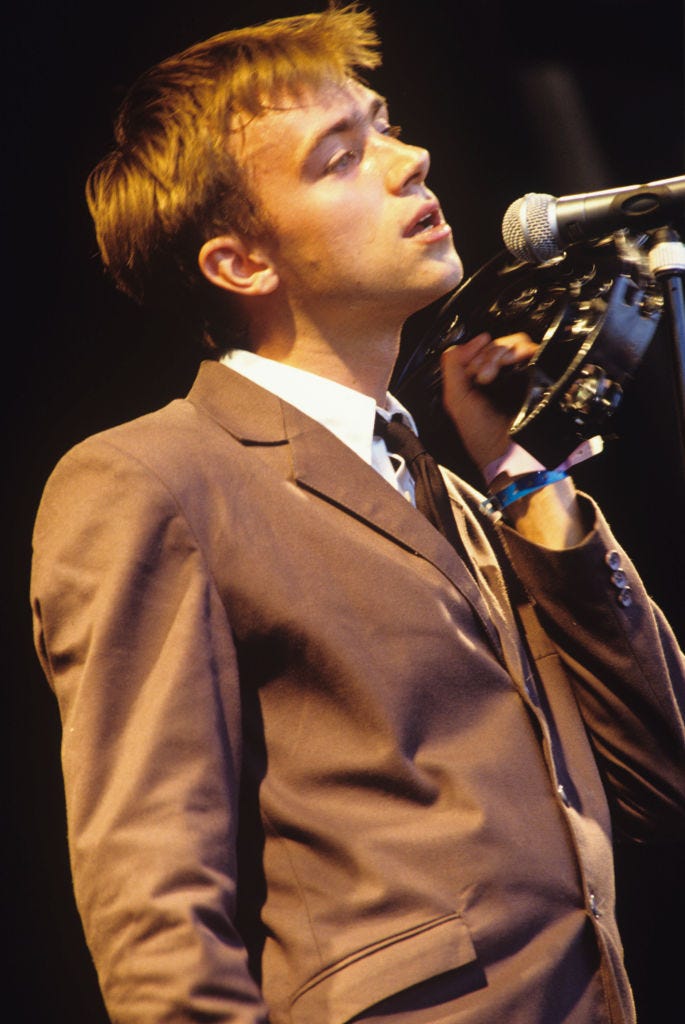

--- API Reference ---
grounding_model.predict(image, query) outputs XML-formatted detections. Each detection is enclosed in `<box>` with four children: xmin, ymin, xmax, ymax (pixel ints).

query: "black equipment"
<box><xmin>394</xmin><ymin>187</ymin><xmax>685</xmax><ymax>474</ymax></box>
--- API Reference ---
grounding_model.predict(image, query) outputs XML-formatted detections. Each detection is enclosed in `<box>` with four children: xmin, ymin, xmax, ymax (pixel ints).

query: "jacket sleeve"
<box><xmin>498</xmin><ymin>493</ymin><xmax>685</xmax><ymax>843</ymax></box>
<box><xmin>30</xmin><ymin>437</ymin><xmax>269</xmax><ymax>1024</ymax></box>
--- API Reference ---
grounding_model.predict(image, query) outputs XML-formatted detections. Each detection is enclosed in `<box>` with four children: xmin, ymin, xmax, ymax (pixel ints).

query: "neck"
<box><xmin>247</xmin><ymin>303</ymin><xmax>403</xmax><ymax>407</ymax></box>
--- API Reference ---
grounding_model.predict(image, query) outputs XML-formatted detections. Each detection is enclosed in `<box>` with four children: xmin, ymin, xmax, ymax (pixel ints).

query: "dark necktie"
<box><xmin>374</xmin><ymin>412</ymin><xmax>462</xmax><ymax>550</ymax></box>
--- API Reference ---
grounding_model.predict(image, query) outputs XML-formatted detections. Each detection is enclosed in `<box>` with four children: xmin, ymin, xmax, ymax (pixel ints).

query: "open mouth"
<box><xmin>405</xmin><ymin>206</ymin><xmax>441</xmax><ymax>237</ymax></box>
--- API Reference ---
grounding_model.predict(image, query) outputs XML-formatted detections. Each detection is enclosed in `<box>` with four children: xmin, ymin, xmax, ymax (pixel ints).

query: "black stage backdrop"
<box><xmin>6</xmin><ymin>2</ymin><xmax>684</xmax><ymax>1021</ymax></box>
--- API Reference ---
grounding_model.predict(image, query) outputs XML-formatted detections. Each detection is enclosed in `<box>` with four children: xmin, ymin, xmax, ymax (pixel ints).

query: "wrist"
<box><xmin>488</xmin><ymin>474</ymin><xmax>586</xmax><ymax>548</ymax></box>
<box><xmin>481</xmin><ymin>469</ymin><xmax>569</xmax><ymax>520</ymax></box>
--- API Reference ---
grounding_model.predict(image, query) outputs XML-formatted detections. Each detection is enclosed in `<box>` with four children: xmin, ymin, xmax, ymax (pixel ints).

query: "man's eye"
<box><xmin>380</xmin><ymin>123</ymin><xmax>402</xmax><ymax>139</ymax></box>
<box><xmin>324</xmin><ymin>150</ymin><xmax>359</xmax><ymax>175</ymax></box>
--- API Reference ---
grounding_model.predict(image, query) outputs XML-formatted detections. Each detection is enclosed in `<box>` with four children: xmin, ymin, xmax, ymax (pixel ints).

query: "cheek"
<box><xmin>280</xmin><ymin>215</ymin><xmax>382</xmax><ymax>272</ymax></box>
<box><xmin>274</xmin><ymin>191</ymin><xmax>383</xmax><ymax>261</ymax></box>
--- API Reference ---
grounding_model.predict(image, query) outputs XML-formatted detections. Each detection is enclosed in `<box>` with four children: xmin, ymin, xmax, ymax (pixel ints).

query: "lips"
<box><xmin>403</xmin><ymin>201</ymin><xmax>449</xmax><ymax>239</ymax></box>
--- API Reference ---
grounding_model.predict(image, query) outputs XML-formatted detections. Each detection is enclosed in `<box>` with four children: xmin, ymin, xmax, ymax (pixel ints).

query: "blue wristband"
<box><xmin>481</xmin><ymin>469</ymin><xmax>568</xmax><ymax>517</ymax></box>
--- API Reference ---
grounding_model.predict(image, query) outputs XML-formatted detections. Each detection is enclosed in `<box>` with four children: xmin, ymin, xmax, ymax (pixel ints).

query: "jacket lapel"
<box><xmin>187</xmin><ymin>360</ymin><xmax>504</xmax><ymax>656</ymax></box>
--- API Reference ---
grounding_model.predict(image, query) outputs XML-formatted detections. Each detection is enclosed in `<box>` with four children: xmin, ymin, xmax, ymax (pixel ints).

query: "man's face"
<box><xmin>234</xmin><ymin>80</ymin><xmax>464</xmax><ymax>329</ymax></box>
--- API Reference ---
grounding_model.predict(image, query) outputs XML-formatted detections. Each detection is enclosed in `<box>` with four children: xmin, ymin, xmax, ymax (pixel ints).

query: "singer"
<box><xmin>29</xmin><ymin>5</ymin><xmax>685</xmax><ymax>1024</ymax></box>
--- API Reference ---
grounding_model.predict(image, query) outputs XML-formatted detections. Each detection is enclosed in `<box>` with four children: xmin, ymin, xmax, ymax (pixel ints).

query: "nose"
<box><xmin>384</xmin><ymin>138</ymin><xmax>431</xmax><ymax>195</ymax></box>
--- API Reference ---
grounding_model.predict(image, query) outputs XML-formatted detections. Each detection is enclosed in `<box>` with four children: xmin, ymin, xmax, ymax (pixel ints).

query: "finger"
<box><xmin>470</xmin><ymin>334</ymin><xmax>537</xmax><ymax>383</ymax></box>
<box><xmin>491</xmin><ymin>332</ymin><xmax>538</xmax><ymax>362</ymax></box>
<box><xmin>472</xmin><ymin>347</ymin><xmax>512</xmax><ymax>385</ymax></box>
<box><xmin>465</xmin><ymin>342</ymin><xmax>517</xmax><ymax>384</ymax></box>
<box><xmin>441</xmin><ymin>332</ymin><xmax>492</xmax><ymax>369</ymax></box>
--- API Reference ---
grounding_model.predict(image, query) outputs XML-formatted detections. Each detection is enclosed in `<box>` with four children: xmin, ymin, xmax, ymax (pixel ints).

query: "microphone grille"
<box><xmin>502</xmin><ymin>192</ymin><xmax>559</xmax><ymax>263</ymax></box>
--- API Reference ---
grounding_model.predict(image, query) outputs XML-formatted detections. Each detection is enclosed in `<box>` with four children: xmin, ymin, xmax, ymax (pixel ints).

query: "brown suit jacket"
<box><xmin>30</xmin><ymin>360</ymin><xmax>685</xmax><ymax>1024</ymax></box>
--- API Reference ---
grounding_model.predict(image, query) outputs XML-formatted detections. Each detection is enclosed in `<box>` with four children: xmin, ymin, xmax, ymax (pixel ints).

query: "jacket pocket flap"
<box><xmin>290</xmin><ymin>912</ymin><xmax>476</xmax><ymax>1024</ymax></box>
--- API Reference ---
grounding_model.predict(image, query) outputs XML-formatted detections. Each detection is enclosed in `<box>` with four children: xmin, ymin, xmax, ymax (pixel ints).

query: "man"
<box><xmin>30</xmin><ymin>5</ymin><xmax>685</xmax><ymax>1023</ymax></box>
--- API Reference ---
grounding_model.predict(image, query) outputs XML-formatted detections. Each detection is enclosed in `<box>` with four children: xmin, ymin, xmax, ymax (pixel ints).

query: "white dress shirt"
<box><xmin>221</xmin><ymin>349</ymin><xmax>417</xmax><ymax>505</ymax></box>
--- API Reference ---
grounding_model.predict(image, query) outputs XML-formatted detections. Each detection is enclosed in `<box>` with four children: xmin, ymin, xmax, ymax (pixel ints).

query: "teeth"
<box><xmin>409</xmin><ymin>213</ymin><xmax>434</xmax><ymax>236</ymax></box>
<box><xmin>406</xmin><ymin>210</ymin><xmax>438</xmax><ymax>237</ymax></box>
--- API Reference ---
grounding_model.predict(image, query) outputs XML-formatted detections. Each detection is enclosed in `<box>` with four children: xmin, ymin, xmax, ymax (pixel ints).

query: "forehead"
<box><xmin>231</xmin><ymin>79</ymin><xmax>383</xmax><ymax>174</ymax></box>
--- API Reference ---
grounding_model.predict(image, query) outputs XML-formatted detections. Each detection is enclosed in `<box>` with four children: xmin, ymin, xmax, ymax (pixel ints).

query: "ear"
<box><xmin>198</xmin><ymin>235</ymin><xmax>279</xmax><ymax>296</ymax></box>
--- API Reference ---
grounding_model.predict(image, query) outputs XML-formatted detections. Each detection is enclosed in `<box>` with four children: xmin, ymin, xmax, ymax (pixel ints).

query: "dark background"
<box><xmin>6</xmin><ymin>1</ymin><xmax>684</xmax><ymax>1021</ymax></box>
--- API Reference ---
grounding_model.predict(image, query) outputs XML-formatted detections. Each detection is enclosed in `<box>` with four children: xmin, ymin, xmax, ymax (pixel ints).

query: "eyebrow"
<box><xmin>305</xmin><ymin>93</ymin><xmax>389</xmax><ymax>163</ymax></box>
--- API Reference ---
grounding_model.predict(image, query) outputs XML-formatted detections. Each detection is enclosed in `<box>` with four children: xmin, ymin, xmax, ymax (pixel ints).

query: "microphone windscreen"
<box><xmin>502</xmin><ymin>193</ymin><xmax>559</xmax><ymax>263</ymax></box>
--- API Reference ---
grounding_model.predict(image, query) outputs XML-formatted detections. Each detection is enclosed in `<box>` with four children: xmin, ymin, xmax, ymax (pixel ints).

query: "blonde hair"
<box><xmin>85</xmin><ymin>3</ymin><xmax>381</xmax><ymax>351</ymax></box>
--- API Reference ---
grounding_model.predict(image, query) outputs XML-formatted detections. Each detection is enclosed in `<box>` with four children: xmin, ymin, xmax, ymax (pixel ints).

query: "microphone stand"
<box><xmin>648</xmin><ymin>226</ymin><xmax>685</xmax><ymax>472</ymax></box>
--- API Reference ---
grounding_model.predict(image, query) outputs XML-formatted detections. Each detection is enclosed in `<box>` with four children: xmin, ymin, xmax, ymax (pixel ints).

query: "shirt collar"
<box><xmin>220</xmin><ymin>349</ymin><xmax>418</xmax><ymax>467</ymax></box>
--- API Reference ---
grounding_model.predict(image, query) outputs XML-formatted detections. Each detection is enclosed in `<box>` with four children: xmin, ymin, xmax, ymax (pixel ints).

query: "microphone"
<box><xmin>502</xmin><ymin>175</ymin><xmax>685</xmax><ymax>263</ymax></box>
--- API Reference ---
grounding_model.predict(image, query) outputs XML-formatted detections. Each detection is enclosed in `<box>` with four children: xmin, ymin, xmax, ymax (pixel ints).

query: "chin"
<box><xmin>425</xmin><ymin>258</ymin><xmax>464</xmax><ymax>304</ymax></box>
<box><xmin>446</xmin><ymin>253</ymin><xmax>465</xmax><ymax>289</ymax></box>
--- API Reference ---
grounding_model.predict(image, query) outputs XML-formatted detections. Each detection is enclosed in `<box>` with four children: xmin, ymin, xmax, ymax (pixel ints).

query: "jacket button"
<box><xmin>605</xmin><ymin>549</ymin><xmax>622</xmax><ymax>571</ymax></box>
<box><xmin>557</xmin><ymin>783</ymin><xmax>570</xmax><ymax>807</ymax></box>
<box><xmin>617</xmin><ymin>587</ymin><xmax>633</xmax><ymax>608</ymax></box>
<box><xmin>610</xmin><ymin>568</ymin><xmax>628</xmax><ymax>589</ymax></box>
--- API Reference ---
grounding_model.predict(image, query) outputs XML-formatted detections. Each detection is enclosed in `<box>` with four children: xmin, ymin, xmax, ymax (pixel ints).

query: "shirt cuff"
<box><xmin>483</xmin><ymin>437</ymin><xmax>605</xmax><ymax>487</ymax></box>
